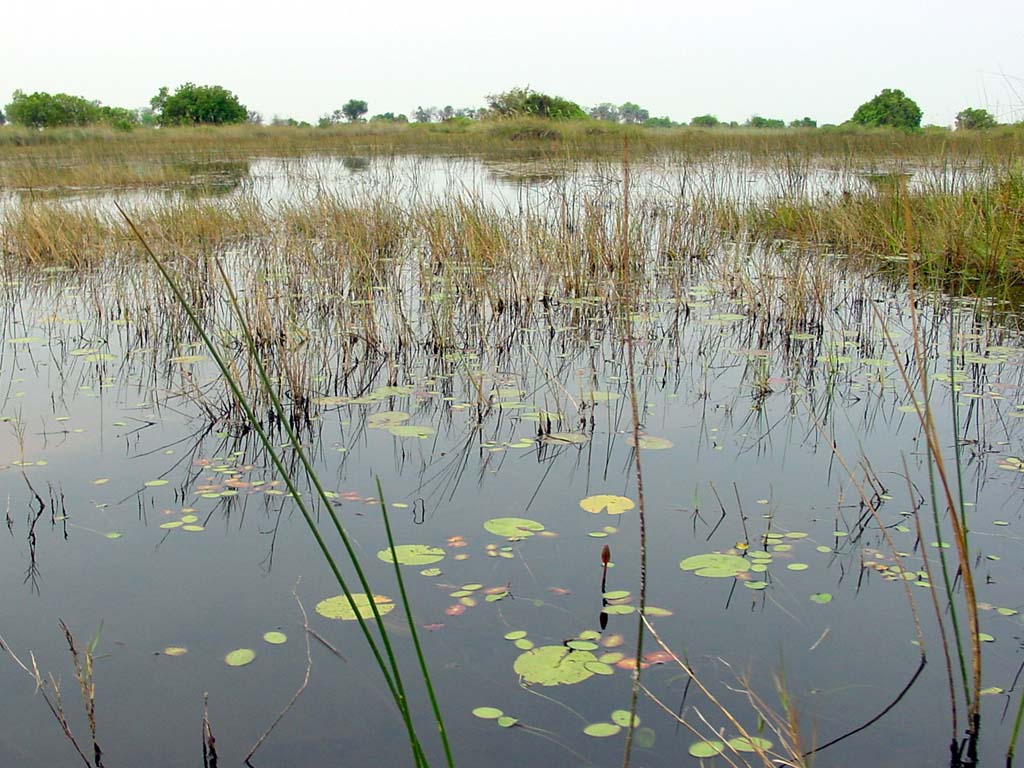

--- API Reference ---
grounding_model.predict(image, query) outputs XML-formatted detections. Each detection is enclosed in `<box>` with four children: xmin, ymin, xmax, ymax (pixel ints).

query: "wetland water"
<box><xmin>1</xmin><ymin>154</ymin><xmax>1022</xmax><ymax>767</ymax></box>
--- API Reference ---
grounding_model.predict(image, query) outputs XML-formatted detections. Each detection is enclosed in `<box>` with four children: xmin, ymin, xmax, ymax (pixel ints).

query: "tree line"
<box><xmin>0</xmin><ymin>84</ymin><xmax>1006</xmax><ymax>133</ymax></box>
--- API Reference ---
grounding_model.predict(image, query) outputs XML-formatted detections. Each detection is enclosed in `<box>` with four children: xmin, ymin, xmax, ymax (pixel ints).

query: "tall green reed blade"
<box><xmin>115</xmin><ymin>204</ymin><xmax>435</xmax><ymax>767</ymax></box>
<box><xmin>1008</xmin><ymin>684</ymin><xmax>1024</xmax><ymax>765</ymax></box>
<box><xmin>376</xmin><ymin>477</ymin><xmax>454</xmax><ymax>768</ymax></box>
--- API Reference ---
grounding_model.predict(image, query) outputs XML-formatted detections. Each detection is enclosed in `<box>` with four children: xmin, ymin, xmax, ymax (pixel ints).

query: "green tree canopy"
<box><xmin>589</xmin><ymin>103</ymin><xmax>620</xmax><ymax>122</ymax></box>
<box><xmin>155</xmin><ymin>83</ymin><xmax>248</xmax><ymax>126</ymax></box>
<box><xmin>643</xmin><ymin>116</ymin><xmax>674</xmax><ymax>128</ymax></box>
<box><xmin>745</xmin><ymin>115</ymin><xmax>785</xmax><ymax>129</ymax></box>
<box><xmin>5</xmin><ymin>90</ymin><xmax>138</xmax><ymax>129</ymax></box>
<box><xmin>690</xmin><ymin>114</ymin><xmax>720</xmax><ymax>128</ymax></box>
<box><xmin>342</xmin><ymin>99</ymin><xmax>368</xmax><ymax>122</ymax></box>
<box><xmin>955</xmin><ymin>107</ymin><xmax>997</xmax><ymax>130</ymax></box>
<box><xmin>851</xmin><ymin>88</ymin><xmax>922</xmax><ymax>130</ymax></box>
<box><xmin>619</xmin><ymin>102</ymin><xmax>650</xmax><ymax>124</ymax></box>
<box><xmin>486</xmin><ymin>87</ymin><xmax>586</xmax><ymax>120</ymax></box>
<box><xmin>370</xmin><ymin>112</ymin><xmax>408</xmax><ymax>123</ymax></box>
<box><xmin>6</xmin><ymin>90</ymin><xmax>98</xmax><ymax>127</ymax></box>
<box><xmin>789</xmin><ymin>116</ymin><xmax>817</xmax><ymax>128</ymax></box>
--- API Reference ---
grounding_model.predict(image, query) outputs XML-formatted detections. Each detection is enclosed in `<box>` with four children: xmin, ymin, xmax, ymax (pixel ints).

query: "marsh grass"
<box><xmin>2</xmin><ymin>133</ymin><xmax>1021</xmax><ymax>766</ymax></box>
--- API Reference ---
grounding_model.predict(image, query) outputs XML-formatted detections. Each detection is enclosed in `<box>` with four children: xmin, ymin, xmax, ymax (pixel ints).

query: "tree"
<box><xmin>851</xmin><ymin>88</ymin><xmax>922</xmax><ymax>130</ymax></box>
<box><xmin>0</xmin><ymin>110</ymin><xmax>6</xmax><ymax>126</ymax></box>
<box><xmin>155</xmin><ymin>83</ymin><xmax>248</xmax><ymax>126</ymax></box>
<box><xmin>589</xmin><ymin>103</ymin><xmax>620</xmax><ymax>122</ymax></box>
<box><xmin>955</xmin><ymin>107</ymin><xmax>997</xmax><ymax>130</ymax></box>
<box><xmin>412</xmin><ymin>106</ymin><xmax>437</xmax><ymax>123</ymax></box>
<box><xmin>97</xmin><ymin>106</ymin><xmax>139</xmax><ymax>130</ymax></box>
<box><xmin>746</xmin><ymin>115</ymin><xmax>785</xmax><ymax>129</ymax></box>
<box><xmin>6</xmin><ymin>90</ymin><xmax>99</xmax><ymax>127</ymax></box>
<box><xmin>690</xmin><ymin>114</ymin><xmax>720</xmax><ymax>128</ymax></box>
<box><xmin>371</xmin><ymin>112</ymin><xmax>408</xmax><ymax>123</ymax></box>
<box><xmin>486</xmin><ymin>87</ymin><xmax>587</xmax><ymax>120</ymax></box>
<box><xmin>643</xmin><ymin>116</ymin><xmax>674</xmax><ymax>128</ymax></box>
<box><xmin>789</xmin><ymin>116</ymin><xmax>817</xmax><ymax>128</ymax></box>
<box><xmin>341</xmin><ymin>99</ymin><xmax>368</xmax><ymax>122</ymax></box>
<box><xmin>619</xmin><ymin>102</ymin><xmax>649</xmax><ymax>124</ymax></box>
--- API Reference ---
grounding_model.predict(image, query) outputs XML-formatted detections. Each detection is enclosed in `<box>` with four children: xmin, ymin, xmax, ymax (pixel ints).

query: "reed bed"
<box><xmin>1</xmin><ymin>120</ymin><xmax>1021</xmax><ymax>192</ymax></box>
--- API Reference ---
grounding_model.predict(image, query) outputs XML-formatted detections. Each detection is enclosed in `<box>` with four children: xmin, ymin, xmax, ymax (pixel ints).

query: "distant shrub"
<box><xmin>690</xmin><ymin>114</ymin><xmax>720</xmax><ymax>128</ymax></box>
<box><xmin>851</xmin><ymin>88</ymin><xmax>922</xmax><ymax>130</ymax></box>
<box><xmin>956</xmin><ymin>108</ymin><xmax>997</xmax><ymax>130</ymax></box>
<box><xmin>154</xmin><ymin>83</ymin><xmax>248</xmax><ymax>126</ymax></box>
<box><xmin>486</xmin><ymin>87</ymin><xmax>587</xmax><ymax>120</ymax></box>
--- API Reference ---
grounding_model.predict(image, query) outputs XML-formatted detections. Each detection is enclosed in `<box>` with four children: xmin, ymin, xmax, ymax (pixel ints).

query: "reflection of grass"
<box><xmin>120</xmin><ymin>209</ymin><xmax>453</xmax><ymax>768</ymax></box>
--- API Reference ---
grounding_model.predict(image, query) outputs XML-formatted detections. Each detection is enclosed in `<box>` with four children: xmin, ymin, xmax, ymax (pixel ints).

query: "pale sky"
<box><xmin>4</xmin><ymin>0</ymin><xmax>1023</xmax><ymax>127</ymax></box>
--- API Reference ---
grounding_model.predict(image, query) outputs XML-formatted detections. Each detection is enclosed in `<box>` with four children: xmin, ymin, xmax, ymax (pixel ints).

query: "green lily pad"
<box><xmin>810</xmin><ymin>593</ymin><xmax>833</xmax><ymax>604</ymax></box>
<box><xmin>584</xmin><ymin>722</ymin><xmax>621</xmax><ymax>737</ymax></box>
<box><xmin>484</xmin><ymin>517</ymin><xmax>545</xmax><ymax>539</ymax></box>
<box><xmin>315</xmin><ymin>593</ymin><xmax>396</xmax><ymax>621</ymax></box>
<box><xmin>225</xmin><ymin>648</ymin><xmax>255</xmax><ymax>667</ymax></box>
<box><xmin>377</xmin><ymin>544</ymin><xmax>446</xmax><ymax>566</ymax></box>
<box><xmin>611</xmin><ymin>710</ymin><xmax>639</xmax><ymax>727</ymax></box>
<box><xmin>472</xmin><ymin>706</ymin><xmax>503</xmax><ymax>719</ymax></box>
<box><xmin>262</xmin><ymin>631</ymin><xmax>287</xmax><ymax>645</ymax></box>
<box><xmin>603</xmin><ymin>590</ymin><xmax>631</xmax><ymax>600</ymax></box>
<box><xmin>514</xmin><ymin>645</ymin><xmax>598</xmax><ymax>686</ymax></box>
<box><xmin>728</xmin><ymin>736</ymin><xmax>774</xmax><ymax>752</ymax></box>
<box><xmin>688</xmin><ymin>740</ymin><xmax>725</xmax><ymax>758</ymax></box>
<box><xmin>680</xmin><ymin>553</ymin><xmax>750</xmax><ymax>578</ymax></box>
<box><xmin>497</xmin><ymin>715</ymin><xmax>518</xmax><ymax>727</ymax></box>
<box><xmin>580</xmin><ymin>495</ymin><xmax>635</xmax><ymax>515</ymax></box>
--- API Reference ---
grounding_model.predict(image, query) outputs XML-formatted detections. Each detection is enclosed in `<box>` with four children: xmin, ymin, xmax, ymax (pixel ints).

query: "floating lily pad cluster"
<box><xmin>689</xmin><ymin>736</ymin><xmax>774</xmax><ymax>757</ymax></box>
<box><xmin>583</xmin><ymin>709</ymin><xmax>641</xmax><ymax>738</ymax></box>
<box><xmin>471</xmin><ymin>706</ymin><xmax>518</xmax><ymax>728</ymax></box>
<box><xmin>159</xmin><ymin>509</ymin><xmax>205</xmax><ymax>532</ymax></box>
<box><xmin>444</xmin><ymin>583</ymin><xmax>509</xmax><ymax>616</ymax></box>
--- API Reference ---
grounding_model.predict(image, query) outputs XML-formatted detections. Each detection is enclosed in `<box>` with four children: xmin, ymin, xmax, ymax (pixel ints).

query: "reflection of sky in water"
<box><xmin>0</xmin><ymin>152</ymin><xmax>991</xmax><ymax>220</ymax></box>
<box><xmin>0</xmin><ymin>173</ymin><xmax>1021</xmax><ymax>767</ymax></box>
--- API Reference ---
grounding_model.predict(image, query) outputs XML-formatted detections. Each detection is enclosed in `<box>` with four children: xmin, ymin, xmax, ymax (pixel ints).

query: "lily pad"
<box><xmin>263</xmin><ymin>631</ymin><xmax>287</xmax><ymax>644</ymax></box>
<box><xmin>584</xmin><ymin>722</ymin><xmax>621</xmax><ymax>737</ymax></box>
<box><xmin>688</xmin><ymin>740</ymin><xmax>725</xmax><ymax>758</ymax></box>
<box><xmin>810</xmin><ymin>593</ymin><xmax>833</xmax><ymax>604</ymax></box>
<box><xmin>484</xmin><ymin>517</ymin><xmax>545</xmax><ymax>539</ymax></box>
<box><xmin>472</xmin><ymin>706</ymin><xmax>503</xmax><ymax>719</ymax></box>
<box><xmin>377</xmin><ymin>544</ymin><xmax>446</xmax><ymax>566</ymax></box>
<box><xmin>368</xmin><ymin>411</ymin><xmax>410</xmax><ymax>429</ymax></box>
<box><xmin>680</xmin><ymin>553</ymin><xmax>750</xmax><ymax>578</ymax></box>
<box><xmin>225</xmin><ymin>648</ymin><xmax>255</xmax><ymax>667</ymax></box>
<box><xmin>626</xmin><ymin>434</ymin><xmax>674</xmax><ymax>450</ymax></box>
<box><xmin>611</xmin><ymin>710</ymin><xmax>639</xmax><ymax>727</ymax></box>
<box><xmin>514</xmin><ymin>645</ymin><xmax>598</xmax><ymax>686</ymax></box>
<box><xmin>580</xmin><ymin>495</ymin><xmax>635</xmax><ymax>515</ymax></box>
<box><xmin>728</xmin><ymin>736</ymin><xmax>774</xmax><ymax>752</ymax></box>
<box><xmin>315</xmin><ymin>593</ymin><xmax>396</xmax><ymax>621</ymax></box>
